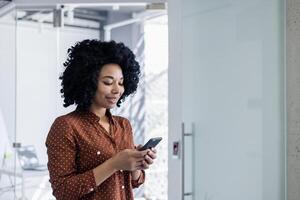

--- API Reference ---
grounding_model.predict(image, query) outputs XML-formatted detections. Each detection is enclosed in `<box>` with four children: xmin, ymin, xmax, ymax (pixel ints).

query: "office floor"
<box><xmin>0</xmin><ymin>171</ymin><xmax>149</xmax><ymax>200</ymax></box>
<box><xmin>0</xmin><ymin>170</ymin><xmax>54</xmax><ymax>200</ymax></box>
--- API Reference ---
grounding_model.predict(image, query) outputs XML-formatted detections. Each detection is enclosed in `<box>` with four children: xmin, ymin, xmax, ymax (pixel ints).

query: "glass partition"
<box><xmin>4</xmin><ymin>2</ymin><xmax>167</xmax><ymax>200</ymax></box>
<box><xmin>0</xmin><ymin>1</ymin><xmax>17</xmax><ymax>199</ymax></box>
<box><xmin>15</xmin><ymin>7</ymin><xmax>60</xmax><ymax>199</ymax></box>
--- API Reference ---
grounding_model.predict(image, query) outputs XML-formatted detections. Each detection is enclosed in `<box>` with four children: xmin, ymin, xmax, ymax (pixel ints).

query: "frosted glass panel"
<box><xmin>181</xmin><ymin>0</ymin><xmax>284</xmax><ymax>200</ymax></box>
<box><xmin>13</xmin><ymin>7</ymin><xmax>100</xmax><ymax>200</ymax></box>
<box><xmin>0</xmin><ymin>6</ymin><xmax>17</xmax><ymax>200</ymax></box>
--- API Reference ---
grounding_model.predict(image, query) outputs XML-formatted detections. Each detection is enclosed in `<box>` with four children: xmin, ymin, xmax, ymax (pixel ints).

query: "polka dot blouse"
<box><xmin>45</xmin><ymin>110</ymin><xmax>145</xmax><ymax>200</ymax></box>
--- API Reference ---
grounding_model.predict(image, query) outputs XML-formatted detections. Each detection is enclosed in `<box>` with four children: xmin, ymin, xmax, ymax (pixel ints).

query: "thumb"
<box><xmin>132</xmin><ymin>150</ymin><xmax>148</xmax><ymax>158</ymax></box>
<box><xmin>135</xmin><ymin>144</ymin><xmax>143</xmax><ymax>150</ymax></box>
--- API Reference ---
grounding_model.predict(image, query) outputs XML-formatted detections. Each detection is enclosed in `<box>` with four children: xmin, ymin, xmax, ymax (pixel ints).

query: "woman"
<box><xmin>46</xmin><ymin>40</ymin><xmax>156</xmax><ymax>200</ymax></box>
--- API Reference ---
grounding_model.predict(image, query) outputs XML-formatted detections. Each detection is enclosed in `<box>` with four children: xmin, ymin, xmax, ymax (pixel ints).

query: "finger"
<box><xmin>136</xmin><ymin>161</ymin><xmax>150</xmax><ymax>170</ymax></box>
<box><xmin>142</xmin><ymin>160</ymin><xmax>149</xmax><ymax>169</ymax></box>
<box><xmin>144</xmin><ymin>155</ymin><xmax>153</xmax><ymax>165</ymax></box>
<box><xmin>134</xmin><ymin>157</ymin><xmax>146</xmax><ymax>162</ymax></box>
<box><xmin>136</xmin><ymin>160</ymin><xmax>145</xmax><ymax>166</ymax></box>
<box><xmin>135</xmin><ymin>144</ymin><xmax>143</xmax><ymax>150</ymax></box>
<box><xmin>132</xmin><ymin>150</ymin><xmax>148</xmax><ymax>158</ymax></box>
<box><xmin>150</xmin><ymin>148</ymin><xmax>157</xmax><ymax>153</ymax></box>
<box><xmin>134</xmin><ymin>161</ymin><xmax>146</xmax><ymax>169</ymax></box>
<box><xmin>139</xmin><ymin>150</ymin><xmax>150</xmax><ymax>157</ymax></box>
<box><xmin>147</xmin><ymin>151</ymin><xmax>157</xmax><ymax>159</ymax></box>
<box><xmin>136</xmin><ymin>165</ymin><xmax>147</xmax><ymax>170</ymax></box>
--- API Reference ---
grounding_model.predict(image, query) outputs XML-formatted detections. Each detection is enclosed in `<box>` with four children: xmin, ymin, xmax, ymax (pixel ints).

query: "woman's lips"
<box><xmin>106</xmin><ymin>97</ymin><xmax>118</xmax><ymax>104</ymax></box>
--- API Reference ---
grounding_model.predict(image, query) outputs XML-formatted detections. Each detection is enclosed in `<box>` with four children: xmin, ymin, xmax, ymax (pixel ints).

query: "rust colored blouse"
<box><xmin>45</xmin><ymin>110</ymin><xmax>145</xmax><ymax>200</ymax></box>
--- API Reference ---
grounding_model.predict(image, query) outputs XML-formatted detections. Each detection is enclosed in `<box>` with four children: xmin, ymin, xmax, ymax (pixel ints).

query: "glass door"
<box><xmin>168</xmin><ymin>0</ymin><xmax>285</xmax><ymax>200</ymax></box>
<box><xmin>14</xmin><ymin>6</ymin><xmax>61</xmax><ymax>199</ymax></box>
<box><xmin>11</xmin><ymin>1</ymin><xmax>167</xmax><ymax>200</ymax></box>
<box><xmin>0</xmin><ymin>1</ymin><xmax>17</xmax><ymax>199</ymax></box>
<box><xmin>14</xmin><ymin>4</ymin><xmax>101</xmax><ymax>199</ymax></box>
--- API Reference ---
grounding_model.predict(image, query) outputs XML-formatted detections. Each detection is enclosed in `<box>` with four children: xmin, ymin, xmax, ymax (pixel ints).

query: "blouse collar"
<box><xmin>76</xmin><ymin>108</ymin><xmax>115</xmax><ymax>125</ymax></box>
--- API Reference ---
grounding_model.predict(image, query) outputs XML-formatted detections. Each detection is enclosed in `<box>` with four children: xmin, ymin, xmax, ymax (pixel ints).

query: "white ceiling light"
<box><xmin>65</xmin><ymin>5</ymin><xmax>74</xmax><ymax>24</ymax></box>
<box><xmin>112</xmin><ymin>5</ymin><xmax>120</xmax><ymax>11</ymax></box>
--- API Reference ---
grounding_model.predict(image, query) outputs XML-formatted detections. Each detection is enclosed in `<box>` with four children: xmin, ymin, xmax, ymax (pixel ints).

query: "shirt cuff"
<box><xmin>83</xmin><ymin>169</ymin><xmax>97</xmax><ymax>194</ymax></box>
<box><xmin>131</xmin><ymin>170</ymin><xmax>145</xmax><ymax>188</ymax></box>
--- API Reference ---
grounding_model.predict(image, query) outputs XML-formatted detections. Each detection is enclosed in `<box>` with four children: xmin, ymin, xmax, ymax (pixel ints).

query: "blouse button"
<box><xmin>97</xmin><ymin>151</ymin><xmax>101</xmax><ymax>155</ymax></box>
<box><xmin>90</xmin><ymin>188</ymin><xmax>94</xmax><ymax>192</ymax></box>
<box><xmin>120</xmin><ymin>170</ymin><xmax>123</xmax><ymax>172</ymax></box>
<box><xmin>121</xmin><ymin>185</ymin><xmax>125</xmax><ymax>189</ymax></box>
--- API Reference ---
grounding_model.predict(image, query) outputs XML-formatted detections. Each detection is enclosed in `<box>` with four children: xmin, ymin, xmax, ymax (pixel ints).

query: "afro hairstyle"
<box><xmin>60</xmin><ymin>39</ymin><xmax>141</xmax><ymax>110</ymax></box>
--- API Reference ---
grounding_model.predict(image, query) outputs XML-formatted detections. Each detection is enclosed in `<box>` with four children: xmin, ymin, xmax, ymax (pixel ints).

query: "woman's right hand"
<box><xmin>110</xmin><ymin>149</ymin><xmax>149</xmax><ymax>171</ymax></box>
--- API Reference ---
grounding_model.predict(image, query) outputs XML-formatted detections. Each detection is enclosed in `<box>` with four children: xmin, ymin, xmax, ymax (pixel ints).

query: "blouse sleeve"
<box><xmin>131</xmin><ymin>170</ymin><xmax>146</xmax><ymax>188</ymax></box>
<box><xmin>45</xmin><ymin>117</ymin><xmax>97</xmax><ymax>200</ymax></box>
<box><xmin>125</xmin><ymin>119</ymin><xmax>146</xmax><ymax>188</ymax></box>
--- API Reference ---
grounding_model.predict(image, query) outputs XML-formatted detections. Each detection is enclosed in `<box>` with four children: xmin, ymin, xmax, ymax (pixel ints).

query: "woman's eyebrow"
<box><xmin>102</xmin><ymin>76</ymin><xmax>124</xmax><ymax>80</ymax></box>
<box><xmin>102</xmin><ymin>76</ymin><xmax>114</xmax><ymax>79</ymax></box>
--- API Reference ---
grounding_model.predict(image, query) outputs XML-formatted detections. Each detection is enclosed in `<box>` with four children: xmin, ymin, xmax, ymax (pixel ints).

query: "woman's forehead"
<box><xmin>100</xmin><ymin>63</ymin><xmax>123</xmax><ymax>78</ymax></box>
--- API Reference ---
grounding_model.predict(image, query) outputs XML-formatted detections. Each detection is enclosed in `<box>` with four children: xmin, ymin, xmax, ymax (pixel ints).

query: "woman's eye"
<box><xmin>103</xmin><ymin>82</ymin><xmax>112</xmax><ymax>85</ymax></box>
<box><xmin>119</xmin><ymin>82</ymin><xmax>124</xmax><ymax>86</ymax></box>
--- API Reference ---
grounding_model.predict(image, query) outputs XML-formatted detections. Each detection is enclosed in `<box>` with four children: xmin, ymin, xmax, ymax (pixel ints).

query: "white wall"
<box><xmin>0</xmin><ymin>16</ymin><xmax>16</xmax><ymax>142</ymax></box>
<box><xmin>167</xmin><ymin>0</ymin><xmax>183</xmax><ymax>199</ymax></box>
<box><xmin>12</xmin><ymin>21</ymin><xmax>99</xmax><ymax>164</ymax></box>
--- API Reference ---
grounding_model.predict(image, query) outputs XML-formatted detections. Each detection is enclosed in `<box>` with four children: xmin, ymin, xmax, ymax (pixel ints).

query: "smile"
<box><xmin>106</xmin><ymin>97</ymin><xmax>118</xmax><ymax>103</ymax></box>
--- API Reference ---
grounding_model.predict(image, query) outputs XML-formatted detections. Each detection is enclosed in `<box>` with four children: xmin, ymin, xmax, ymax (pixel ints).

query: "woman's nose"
<box><xmin>112</xmin><ymin>84</ymin><xmax>120</xmax><ymax>94</ymax></box>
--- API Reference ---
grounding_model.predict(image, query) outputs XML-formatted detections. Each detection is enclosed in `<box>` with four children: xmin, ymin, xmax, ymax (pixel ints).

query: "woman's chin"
<box><xmin>105</xmin><ymin>103</ymin><xmax>117</xmax><ymax>109</ymax></box>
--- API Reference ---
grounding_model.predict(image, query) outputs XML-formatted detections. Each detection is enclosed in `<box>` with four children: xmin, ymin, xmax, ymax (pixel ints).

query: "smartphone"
<box><xmin>139</xmin><ymin>137</ymin><xmax>162</xmax><ymax>151</ymax></box>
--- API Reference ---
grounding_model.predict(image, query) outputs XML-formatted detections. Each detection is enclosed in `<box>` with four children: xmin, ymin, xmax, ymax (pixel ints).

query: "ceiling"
<box><xmin>0</xmin><ymin>1</ymin><xmax>165</xmax><ymax>29</ymax></box>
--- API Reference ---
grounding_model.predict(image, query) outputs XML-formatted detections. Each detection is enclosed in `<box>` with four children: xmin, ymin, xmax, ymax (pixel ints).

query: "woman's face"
<box><xmin>93</xmin><ymin>63</ymin><xmax>125</xmax><ymax>109</ymax></box>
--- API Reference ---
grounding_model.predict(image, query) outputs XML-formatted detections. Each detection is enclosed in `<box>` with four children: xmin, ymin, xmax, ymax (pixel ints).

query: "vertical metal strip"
<box><xmin>13</xmin><ymin>5</ymin><xmax>17</xmax><ymax>199</ymax></box>
<box><xmin>192</xmin><ymin>122</ymin><xmax>195</xmax><ymax>200</ymax></box>
<box><xmin>181</xmin><ymin>122</ymin><xmax>185</xmax><ymax>200</ymax></box>
<box><xmin>182</xmin><ymin>122</ymin><xmax>194</xmax><ymax>200</ymax></box>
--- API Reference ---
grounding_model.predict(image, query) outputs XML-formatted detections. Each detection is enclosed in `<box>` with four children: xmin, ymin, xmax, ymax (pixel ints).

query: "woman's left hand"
<box><xmin>131</xmin><ymin>147</ymin><xmax>157</xmax><ymax>180</ymax></box>
<box><xmin>144</xmin><ymin>148</ymin><xmax>157</xmax><ymax>165</ymax></box>
<box><xmin>135</xmin><ymin>145</ymin><xmax>157</xmax><ymax>169</ymax></box>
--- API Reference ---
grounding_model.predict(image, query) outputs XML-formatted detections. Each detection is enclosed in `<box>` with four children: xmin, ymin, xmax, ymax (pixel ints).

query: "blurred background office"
<box><xmin>1</xmin><ymin>0</ymin><xmax>300</xmax><ymax>200</ymax></box>
<box><xmin>0</xmin><ymin>0</ymin><xmax>167</xmax><ymax>199</ymax></box>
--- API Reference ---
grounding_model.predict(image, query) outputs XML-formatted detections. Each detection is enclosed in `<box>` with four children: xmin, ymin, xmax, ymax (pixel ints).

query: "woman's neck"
<box><xmin>89</xmin><ymin>104</ymin><xmax>107</xmax><ymax>119</ymax></box>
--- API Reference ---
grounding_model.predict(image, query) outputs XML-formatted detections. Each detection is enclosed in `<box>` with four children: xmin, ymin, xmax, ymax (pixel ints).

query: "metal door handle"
<box><xmin>181</xmin><ymin>122</ymin><xmax>194</xmax><ymax>200</ymax></box>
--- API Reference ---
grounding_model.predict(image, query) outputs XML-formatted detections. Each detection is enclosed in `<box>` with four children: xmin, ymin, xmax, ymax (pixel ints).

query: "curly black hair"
<box><xmin>60</xmin><ymin>39</ymin><xmax>141</xmax><ymax>110</ymax></box>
